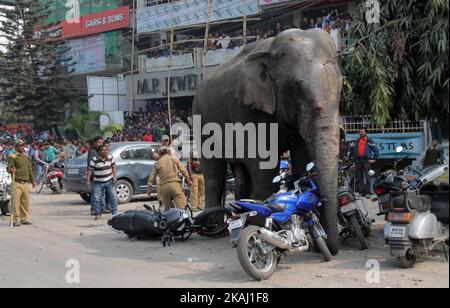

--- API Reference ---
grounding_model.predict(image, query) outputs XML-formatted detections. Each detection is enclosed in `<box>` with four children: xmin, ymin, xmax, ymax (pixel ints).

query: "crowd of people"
<box><xmin>110</xmin><ymin>102</ymin><xmax>192</xmax><ymax>143</ymax></box>
<box><xmin>299</xmin><ymin>10</ymin><xmax>353</xmax><ymax>52</ymax></box>
<box><xmin>145</xmin><ymin>9</ymin><xmax>353</xmax><ymax>60</ymax></box>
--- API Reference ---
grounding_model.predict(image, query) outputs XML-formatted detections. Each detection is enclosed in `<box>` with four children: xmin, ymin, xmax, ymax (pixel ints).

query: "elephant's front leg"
<box><xmin>201</xmin><ymin>158</ymin><xmax>228</xmax><ymax>208</ymax></box>
<box><xmin>231</xmin><ymin>163</ymin><xmax>252</xmax><ymax>200</ymax></box>
<box><xmin>288</xmin><ymin>137</ymin><xmax>310</xmax><ymax>174</ymax></box>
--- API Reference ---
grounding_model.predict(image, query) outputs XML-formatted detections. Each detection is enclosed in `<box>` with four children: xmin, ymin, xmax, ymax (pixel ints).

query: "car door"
<box><xmin>119</xmin><ymin>145</ymin><xmax>153</xmax><ymax>193</ymax></box>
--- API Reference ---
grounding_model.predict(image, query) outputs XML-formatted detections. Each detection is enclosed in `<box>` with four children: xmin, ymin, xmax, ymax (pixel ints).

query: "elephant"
<box><xmin>192</xmin><ymin>29</ymin><xmax>342</xmax><ymax>254</ymax></box>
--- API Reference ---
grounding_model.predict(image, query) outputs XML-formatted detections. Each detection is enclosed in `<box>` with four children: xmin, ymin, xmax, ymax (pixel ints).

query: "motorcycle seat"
<box><xmin>422</xmin><ymin>185</ymin><xmax>449</xmax><ymax>225</ymax></box>
<box><xmin>267</xmin><ymin>203</ymin><xmax>287</xmax><ymax>213</ymax></box>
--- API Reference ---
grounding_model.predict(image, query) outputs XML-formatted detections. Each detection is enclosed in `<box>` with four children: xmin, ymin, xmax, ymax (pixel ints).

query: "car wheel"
<box><xmin>80</xmin><ymin>193</ymin><xmax>90</xmax><ymax>203</ymax></box>
<box><xmin>1</xmin><ymin>200</ymin><xmax>10</xmax><ymax>216</ymax></box>
<box><xmin>115</xmin><ymin>180</ymin><xmax>133</xmax><ymax>204</ymax></box>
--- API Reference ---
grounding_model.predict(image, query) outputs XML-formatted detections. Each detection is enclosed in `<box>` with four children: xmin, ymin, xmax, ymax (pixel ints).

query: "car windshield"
<box><xmin>76</xmin><ymin>143</ymin><xmax>121</xmax><ymax>158</ymax></box>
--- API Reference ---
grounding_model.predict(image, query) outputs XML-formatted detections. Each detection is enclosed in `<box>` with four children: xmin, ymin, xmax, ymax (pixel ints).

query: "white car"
<box><xmin>0</xmin><ymin>163</ymin><xmax>12</xmax><ymax>215</ymax></box>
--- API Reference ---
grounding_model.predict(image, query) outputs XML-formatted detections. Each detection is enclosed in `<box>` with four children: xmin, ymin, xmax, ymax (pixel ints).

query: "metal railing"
<box><xmin>145</xmin><ymin>0</ymin><xmax>180</xmax><ymax>7</ymax></box>
<box><xmin>341</xmin><ymin>116</ymin><xmax>425</xmax><ymax>134</ymax></box>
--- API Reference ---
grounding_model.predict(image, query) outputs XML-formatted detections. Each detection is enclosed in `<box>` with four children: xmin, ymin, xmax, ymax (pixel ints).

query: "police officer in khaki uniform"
<box><xmin>154</xmin><ymin>135</ymin><xmax>178</xmax><ymax>208</ymax></box>
<box><xmin>148</xmin><ymin>146</ymin><xmax>192</xmax><ymax>210</ymax></box>
<box><xmin>188</xmin><ymin>151</ymin><xmax>205</xmax><ymax>211</ymax></box>
<box><xmin>7</xmin><ymin>139</ymin><xmax>36</xmax><ymax>227</ymax></box>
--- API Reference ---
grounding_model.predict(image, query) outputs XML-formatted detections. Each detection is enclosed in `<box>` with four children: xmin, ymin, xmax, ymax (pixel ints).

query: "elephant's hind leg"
<box><xmin>247</xmin><ymin>163</ymin><xmax>278</xmax><ymax>201</ymax></box>
<box><xmin>201</xmin><ymin>158</ymin><xmax>228</xmax><ymax>208</ymax></box>
<box><xmin>232</xmin><ymin>163</ymin><xmax>252</xmax><ymax>200</ymax></box>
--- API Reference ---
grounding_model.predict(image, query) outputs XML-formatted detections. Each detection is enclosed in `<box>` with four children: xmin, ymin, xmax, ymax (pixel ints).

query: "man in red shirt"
<box><xmin>80</xmin><ymin>142</ymin><xmax>90</xmax><ymax>154</ymax></box>
<box><xmin>350</xmin><ymin>128</ymin><xmax>379</xmax><ymax>196</ymax></box>
<box><xmin>143</xmin><ymin>132</ymin><xmax>153</xmax><ymax>142</ymax></box>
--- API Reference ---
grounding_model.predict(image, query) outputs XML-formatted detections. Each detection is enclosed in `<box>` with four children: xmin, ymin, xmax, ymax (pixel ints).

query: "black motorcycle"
<box><xmin>108</xmin><ymin>204</ymin><xmax>231</xmax><ymax>247</ymax></box>
<box><xmin>337</xmin><ymin>160</ymin><xmax>374</xmax><ymax>250</ymax></box>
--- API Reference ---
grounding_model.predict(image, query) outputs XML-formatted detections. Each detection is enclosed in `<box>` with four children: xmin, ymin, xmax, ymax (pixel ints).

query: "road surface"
<box><xmin>0</xmin><ymin>190</ymin><xmax>448</xmax><ymax>288</ymax></box>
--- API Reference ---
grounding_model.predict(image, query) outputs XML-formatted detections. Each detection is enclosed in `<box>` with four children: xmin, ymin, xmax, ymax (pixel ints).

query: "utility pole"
<box><xmin>167</xmin><ymin>0</ymin><xmax>176</xmax><ymax>142</ymax></box>
<box><xmin>167</xmin><ymin>27</ymin><xmax>174</xmax><ymax>142</ymax></box>
<box><xmin>202</xmin><ymin>0</ymin><xmax>213</xmax><ymax>77</ymax></box>
<box><xmin>243</xmin><ymin>0</ymin><xmax>248</xmax><ymax>46</ymax></box>
<box><xmin>129</xmin><ymin>0</ymin><xmax>136</xmax><ymax>114</ymax></box>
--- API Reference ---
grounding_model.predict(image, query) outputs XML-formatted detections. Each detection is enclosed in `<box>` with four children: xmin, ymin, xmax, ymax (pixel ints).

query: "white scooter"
<box><xmin>384</xmin><ymin>163</ymin><xmax>449</xmax><ymax>268</ymax></box>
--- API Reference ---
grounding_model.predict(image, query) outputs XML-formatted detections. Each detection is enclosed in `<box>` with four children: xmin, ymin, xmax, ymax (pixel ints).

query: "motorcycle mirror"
<box><xmin>273</xmin><ymin>176</ymin><xmax>282</xmax><ymax>184</ymax></box>
<box><xmin>306</xmin><ymin>162</ymin><xmax>315</xmax><ymax>172</ymax></box>
<box><xmin>396</xmin><ymin>146</ymin><xmax>404</xmax><ymax>153</ymax></box>
<box><xmin>368</xmin><ymin>170</ymin><xmax>376</xmax><ymax>177</ymax></box>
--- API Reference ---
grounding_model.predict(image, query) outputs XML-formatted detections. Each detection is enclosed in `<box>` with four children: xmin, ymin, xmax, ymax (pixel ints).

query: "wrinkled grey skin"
<box><xmin>193</xmin><ymin>29</ymin><xmax>342</xmax><ymax>254</ymax></box>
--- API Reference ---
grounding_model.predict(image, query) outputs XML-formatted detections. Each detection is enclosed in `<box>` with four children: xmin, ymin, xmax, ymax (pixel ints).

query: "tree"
<box><xmin>0</xmin><ymin>0</ymin><xmax>86</xmax><ymax>132</ymax></box>
<box><xmin>341</xmin><ymin>0</ymin><xmax>449</xmax><ymax>126</ymax></box>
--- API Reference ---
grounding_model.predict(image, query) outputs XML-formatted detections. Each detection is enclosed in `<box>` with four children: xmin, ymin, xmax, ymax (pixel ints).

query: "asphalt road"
<box><xmin>0</xmin><ymin>190</ymin><xmax>448</xmax><ymax>288</ymax></box>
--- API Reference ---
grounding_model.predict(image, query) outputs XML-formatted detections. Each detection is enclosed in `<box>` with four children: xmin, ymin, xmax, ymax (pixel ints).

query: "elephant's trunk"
<box><xmin>298</xmin><ymin>61</ymin><xmax>342</xmax><ymax>255</ymax></box>
<box><xmin>311</xmin><ymin>120</ymin><xmax>340</xmax><ymax>255</ymax></box>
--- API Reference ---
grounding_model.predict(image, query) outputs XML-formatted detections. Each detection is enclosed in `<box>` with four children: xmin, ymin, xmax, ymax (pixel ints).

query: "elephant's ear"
<box><xmin>237</xmin><ymin>50</ymin><xmax>275</xmax><ymax>115</ymax></box>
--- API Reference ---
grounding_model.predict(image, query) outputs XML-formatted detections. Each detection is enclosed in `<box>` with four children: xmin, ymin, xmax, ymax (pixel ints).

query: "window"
<box><xmin>148</xmin><ymin>145</ymin><xmax>160</xmax><ymax>158</ymax></box>
<box><xmin>120</xmin><ymin>147</ymin><xmax>151</xmax><ymax>160</ymax></box>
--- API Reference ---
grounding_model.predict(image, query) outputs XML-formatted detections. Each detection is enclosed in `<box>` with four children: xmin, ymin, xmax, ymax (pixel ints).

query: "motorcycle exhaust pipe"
<box><xmin>258</xmin><ymin>228</ymin><xmax>292</xmax><ymax>250</ymax></box>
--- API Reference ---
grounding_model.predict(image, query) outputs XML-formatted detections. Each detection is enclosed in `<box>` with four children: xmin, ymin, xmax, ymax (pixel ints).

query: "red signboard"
<box><xmin>35</xmin><ymin>6</ymin><xmax>130</xmax><ymax>40</ymax></box>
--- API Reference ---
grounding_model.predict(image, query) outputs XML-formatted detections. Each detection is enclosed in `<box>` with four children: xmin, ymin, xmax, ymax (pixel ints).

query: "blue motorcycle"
<box><xmin>226</xmin><ymin>163</ymin><xmax>332</xmax><ymax>280</ymax></box>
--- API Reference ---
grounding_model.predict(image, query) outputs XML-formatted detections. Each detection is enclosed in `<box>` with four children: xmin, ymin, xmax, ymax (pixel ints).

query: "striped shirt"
<box><xmin>88</xmin><ymin>154</ymin><xmax>116</xmax><ymax>183</ymax></box>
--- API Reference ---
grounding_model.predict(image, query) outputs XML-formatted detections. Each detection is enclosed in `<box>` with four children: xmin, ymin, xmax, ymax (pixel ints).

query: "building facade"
<box><xmin>38</xmin><ymin>0</ymin><xmax>133</xmax><ymax>92</ymax></box>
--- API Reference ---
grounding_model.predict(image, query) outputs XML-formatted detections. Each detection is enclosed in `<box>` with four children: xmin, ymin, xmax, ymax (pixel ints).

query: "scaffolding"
<box><xmin>129</xmin><ymin>0</ymin><xmax>257</xmax><ymax>141</ymax></box>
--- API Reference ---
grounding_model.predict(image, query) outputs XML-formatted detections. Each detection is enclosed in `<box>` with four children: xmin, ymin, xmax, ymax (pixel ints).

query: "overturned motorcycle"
<box><xmin>108</xmin><ymin>205</ymin><xmax>231</xmax><ymax>247</ymax></box>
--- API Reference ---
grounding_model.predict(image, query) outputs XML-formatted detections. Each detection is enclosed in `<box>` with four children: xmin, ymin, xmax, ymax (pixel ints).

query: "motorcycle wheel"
<box><xmin>349</xmin><ymin>214</ymin><xmax>369</xmax><ymax>250</ymax></box>
<box><xmin>37</xmin><ymin>179</ymin><xmax>45</xmax><ymax>194</ymax></box>
<box><xmin>195</xmin><ymin>207</ymin><xmax>231</xmax><ymax>237</ymax></box>
<box><xmin>314</xmin><ymin>236</ymin><xmax>333</xmax><ymax>262</ymax></box>
<box><xmin>80</xmin><ymin>193</ymin><xmax>90</xmax><ymax>203</ymax></box>
<box><xmin>51</xmin><ymin>182</ymin><xmax>63</xmax><ymax>194</ymax></box>
<box><xmin>237</xmin><ymin>226</ymin><xmax>277</xmax><ymax>281</ymax></box>
<box><xmin>398</xmin><ymin>249</ymin><xmax>416</xmax><ymax>268</ymax></box>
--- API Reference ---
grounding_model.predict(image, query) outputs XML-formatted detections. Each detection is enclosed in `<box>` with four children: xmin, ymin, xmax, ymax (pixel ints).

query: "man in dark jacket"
<box><xmin>422</xmin><ymin>139</ymin><xmax>444</xmax><ymax>168</ymax></box>
<box><xmin>350</xmin><ymin>128</ymin><xmax>379</xmax><ymax>196</ymax></box>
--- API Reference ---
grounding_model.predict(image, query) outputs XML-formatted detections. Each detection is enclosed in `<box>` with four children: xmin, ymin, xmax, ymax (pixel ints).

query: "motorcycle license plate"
<box><xmin>228</xmin><ymin>218</ymin><xmax>243</xmax><ymax>241</ymax></box>
<box><xmin>50</xmin><ymin>178</ymin><xmax>58</xmax><ymax>184</ymax></box>
<box><xmin>340</xmin><ymin>203</ymin><xmax>357</xmax><ymax>214</ymax></box>
<box><xmin>389</xmin><ymin>225</ymin><xmax>406</xmax><ymax>238</ymax></box>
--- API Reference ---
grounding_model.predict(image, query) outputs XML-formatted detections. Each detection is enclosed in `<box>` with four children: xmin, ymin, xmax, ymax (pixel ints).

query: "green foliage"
<box><xmin>64</xmin><ymin>106</ymin><xmax>103</xmax><ymax>143</ymax></box>
<box><xmin>102</xmin><ymin>123</ymin><xmax>123</xmax><ymax>138</ymax></box>
<box><xmin>0</xmin><ymin>0</ymin><xmax>86</xmax><ymax>131</ymax></box>
<box><xmin>341</xmin><ymin>0</ymin><xmax>449</xmax><ymax>126</ymax></box>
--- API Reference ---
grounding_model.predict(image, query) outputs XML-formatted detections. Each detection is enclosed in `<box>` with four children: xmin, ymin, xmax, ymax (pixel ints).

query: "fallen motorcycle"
<box><xmin>108</xmin><ymin>204</ymin><xmax>231</xmax><ymax>247</ymax></box>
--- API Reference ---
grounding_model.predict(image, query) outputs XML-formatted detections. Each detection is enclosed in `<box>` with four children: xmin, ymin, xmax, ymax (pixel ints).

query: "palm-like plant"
<box><xmin>341</xmin><ymin>0</ymin><xmax>449</xmax><ymax>126</ymax></box>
